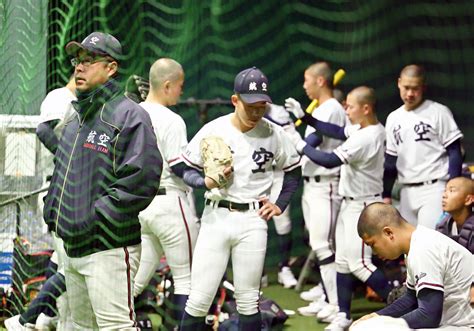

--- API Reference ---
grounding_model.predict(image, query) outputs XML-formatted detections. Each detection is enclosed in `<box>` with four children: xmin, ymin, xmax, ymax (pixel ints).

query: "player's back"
<box><xmin>408</xmin><ymin>226</ymin><xmax>473</xmax><ymax>328</ymax></box>
<box><xmin>140</xmin><ymin>101</ymin><xmax>188</xmax><ymax>192</ymax></box>
<box><xmin>39</xmin><ymin>87</ymin><xmax>77</xmax><ymax>178</ymax></box>
<box><xmin>335</xmin><ymin>123</ymin><xmax>385</xmax><ymax>198</ymax></box>
<box><xmin>302</xmin><ymin>98</ymin><xmax>346</xmax><ymax>177</ymax></box>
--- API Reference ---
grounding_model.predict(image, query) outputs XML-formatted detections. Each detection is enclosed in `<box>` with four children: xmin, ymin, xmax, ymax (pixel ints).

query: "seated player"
<box><xmin>354</xmin><ymin>202</ymin><xmax>473</xmax><ymax>330</ymax></box>
<box><xmin>436</xmin><ymin>176</ymin><xmax>474</xmax><ymax>305</ymax></box>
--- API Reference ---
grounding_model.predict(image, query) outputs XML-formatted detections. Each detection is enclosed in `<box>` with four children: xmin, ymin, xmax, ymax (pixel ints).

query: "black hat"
<box><xmin>234</xmin><ymin>67</ymin><xmax>272</xmax><ymax>104</ymax></box>
<box><xmin>65</xmin><ymin>32</ymin><xmax>122</xmax><ymax>60</ymax></box>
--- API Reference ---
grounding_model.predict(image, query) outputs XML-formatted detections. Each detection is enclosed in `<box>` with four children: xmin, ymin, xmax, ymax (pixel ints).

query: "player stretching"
<box><xmin>134</xmin><ymin>58</ymin><xmax>199</xmax><ymax>327</ymax></box>
<box><xmin>383</xmin><ymin>64</ymin><xmax>463</xmax><ymax>228</ymax></box>
<box><xmin>286</xmin><ymin>86</ymin><xmax>392</xmax><ymax>330</ymax></box>
<box><xmin>179</xmin><ymin>67</ymin><xmax>301</xmax><ymax>330</ymax></box>
<box><xmin>285</xmin><ymin>62</ymin><xmax>346</xmax><ymax>320</ymax></box>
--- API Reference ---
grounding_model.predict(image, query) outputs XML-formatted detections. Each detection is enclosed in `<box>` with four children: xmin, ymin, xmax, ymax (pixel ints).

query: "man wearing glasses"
<box><xmin>42</xmin><ymin>32</ymin><xmax>162</xmax><ymax>329</ymax></box>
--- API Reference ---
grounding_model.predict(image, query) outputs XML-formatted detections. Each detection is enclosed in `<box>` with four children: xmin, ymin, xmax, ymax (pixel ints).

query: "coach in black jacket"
<box><xmin>43</xmin><ymin>32</ymin><xmax>162</xmax><ymax>329</ymax></box>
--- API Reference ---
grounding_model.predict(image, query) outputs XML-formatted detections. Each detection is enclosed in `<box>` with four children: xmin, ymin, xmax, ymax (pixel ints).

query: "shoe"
<box><xmin>300</xmin><ymin>283</ymin><xmax>325</xmax><ymax>302</ymax></box>
<box><xmin>324</xmin><ymin>312</ymin><xmax>353</xmax><ymax>331</ymax></box>
<box><xmin>261</xmin><ymin>274</ymin><xmax>269</xmax><ymax>288</ymax></box>
<box><xmin>35</xmin><ymin>313</ymin><xmax>56</xmax><ymax>330</ymax></box>
<box><xmin>316</xmin><ymin>303</ymin><xmax>339</xmax><ymax>322</ymax></box>
<box><xmin>4</xmin><ymin>315</ymin><xmax>35</xmax><ymax>331</ymax></box>
<box><xmin>297</xmin><ymin>296</ymin><xmax>328</xmax><ymax>316</ymax></box>
<box><xmin>278</xmin><ymin>266</ymin><xmax>297</xmax><ymax>288</ymax></box>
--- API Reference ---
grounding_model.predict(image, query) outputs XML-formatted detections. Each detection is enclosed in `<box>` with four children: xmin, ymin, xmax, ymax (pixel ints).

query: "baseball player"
<box><xmin>437</xmin><ymin>176</ymin><xmax>474</xmax><ymax>253</ymax></box>
<box><xmin>134</xmin><ymin>58</ymin><xmax>199</xmax><ymax>327</ymax></box>
<box><xmin>383</xmin><ymin>64</ymin><xmax>463</xmax><ymax>229</ymax></box>
<box><xmin>264</xmin><ymin>103</ymin><xmax>301</xmax><ymax>288</ymax></box>
<box><xmin>355</xmin><ymin>202</ymin><xmax>473</xmax><ymax>330</ymax></box>
<box><xmin>287</xmin><ymin>86</ymin><xmax>392</xmax><ymax>329</ymax></box>
<box><xmin>284</xmin><ymin>61</ymin><xmax>346</xmax><ymax>318</ymax></box>
<box><xmin>5</xmin><ymin>77</ymin><xmax>77</xmax><ymax>330</ymax></box>
<box><xmin>179</xmin><ymin>67</ymin><xmax>301</xmax><ymax>330</ymax></box>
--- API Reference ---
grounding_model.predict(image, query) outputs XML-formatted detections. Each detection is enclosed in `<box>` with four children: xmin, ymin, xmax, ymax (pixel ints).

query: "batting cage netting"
<box><xmin>0</xmin><ymin>0</ymin><xmax>473</xmax><ymax>329</ymax></box>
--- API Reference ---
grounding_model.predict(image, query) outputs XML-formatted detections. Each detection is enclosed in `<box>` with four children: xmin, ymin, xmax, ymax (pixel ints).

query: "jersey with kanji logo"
<box><xmin>385</xmin><ymin>100</ymin><xmax>463</xmax><ymax>184</ymax></box>
<box><xmin>182</xmin><ymin>114</ymin><xmax>300</xmax><ymax>203</ymax></box>
<box><xmin>406</xmin><ymin>226</ymin><xmax>473</xmax><ymax>328</ymax></box>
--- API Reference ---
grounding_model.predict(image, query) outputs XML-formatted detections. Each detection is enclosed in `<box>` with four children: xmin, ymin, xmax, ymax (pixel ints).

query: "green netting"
<box><xmin>1</xmin><ymin>0</ymin><xmax>473</xmax><ymax>325</ymax></box>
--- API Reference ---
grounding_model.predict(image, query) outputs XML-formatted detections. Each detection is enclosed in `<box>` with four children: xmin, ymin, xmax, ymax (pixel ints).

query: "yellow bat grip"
<box><xmin>295</xmin><ymin>68</ymin><xmax>346</xmax><ymax>127</ymax></box>
<box><xmin>295</xmin><ymin>99</ymin><xmax>318</xmax><ymax>127</ymax></box>
<box><xmin>333</xmin><ymin>68</ymin><xmax>346</xmax><ymax>86</ymax></box>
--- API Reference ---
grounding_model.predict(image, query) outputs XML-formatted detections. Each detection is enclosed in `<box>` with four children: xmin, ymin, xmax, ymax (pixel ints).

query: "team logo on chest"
<box><xmin>414</xmin><ymin>121</ymin><xmax>432</xmax><ymax>141</ymax></box>
<box><xmin>251</xmin><ymin>147</ymin><xmax>274</xmax><ymax>173</ymax></box>
<box><xmin>83</xmin><ymin>130</ymin><xmax>110</xmax><ymax>154</ymax></box>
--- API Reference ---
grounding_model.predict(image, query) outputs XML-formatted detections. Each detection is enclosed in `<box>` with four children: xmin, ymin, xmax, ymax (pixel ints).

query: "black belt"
<box><xmin>156</xmin><ymin>188</ymin><xmax>166</xmax><ymax>195</ymax></box>
<box><xmin>303</xmin><ymin>175</ymin><xmax>337</xmax><ymax>183</ymax></box>
<box><xmin>405</xmin><ymin>179</ymin><xmax>438</xmax><ymax>187</ymax></box>
<box><xmin>343</xmin><ymin>193</ymin><xmax>381</xmax><ymax>201</ymax></box>
<box><xmin>205</xmin><ymin>199</ymin><xmax>263</xmax><ymax>211</ymax></box>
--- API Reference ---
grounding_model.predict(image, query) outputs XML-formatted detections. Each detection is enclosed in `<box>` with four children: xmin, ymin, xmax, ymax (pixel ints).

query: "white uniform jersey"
<box><xmin>39</xmin><ymin>87</ymin><xmax>77</xmax><ymax>177</ymax></box>
<box><xmin>385</xmin><ymin>100</ymin><xmax>463</xmax><ymax>184</ymax></box>
<box><xmin>334</xmin><ymin>123</ymin><xmax>385</xmax><ymax>198</ymax></box>
<box><xmin>183</xmin><ymin>114</ymin><xmax>301</xmax><ymax>203</ymax></box>
<box><xmin>140</xmin><ymin>101</ymin><xmax>188</xmax><ymax>192</ymax></box>
<box><xmin>302</xmin><ymin>98</ymin><xmax>346</xmax><ymax>177</ymax></box>
<box><xmin>406</xmin><ymin>226</ymin><xmax>473</xmax><ymax>328</ymax></box>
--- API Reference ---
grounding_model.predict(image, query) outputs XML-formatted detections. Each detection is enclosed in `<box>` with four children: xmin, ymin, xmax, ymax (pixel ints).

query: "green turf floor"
<box><xmin>0</xmin><ymin>279</ymin><xmax>385</xmax><ymax>331</ymax></box>
<box><xmin>262</xmin><ymin>283</ymin><xmax>385</xmax><ymax>330</ymax></box>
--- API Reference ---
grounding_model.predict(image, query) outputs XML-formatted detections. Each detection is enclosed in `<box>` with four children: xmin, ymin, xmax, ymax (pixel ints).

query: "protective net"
<box><xmin>1</xmin><ymin>0</ymin><xmax>473</xmax><ymax>327</ymax></box>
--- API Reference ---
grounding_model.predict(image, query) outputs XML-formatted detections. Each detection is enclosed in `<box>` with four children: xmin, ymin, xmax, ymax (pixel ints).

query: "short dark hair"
<box><xmin>306</xmin><ymin>62</ymin><xmax>333</xmax><ymax>88</ymax></box>
<box><xmin>400</xmin><ymin>64</ymin><xmax>426</xmax><ymax>84</ymax></box>
<box><xmin>357</xmin><ymin>202</ymin><xmax>405</xmax><ymax>237</ymax></box>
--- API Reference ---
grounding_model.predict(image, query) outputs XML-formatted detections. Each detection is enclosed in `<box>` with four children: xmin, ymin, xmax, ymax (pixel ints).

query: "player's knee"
<box><xmin>314</xmin><ymin>245</ymin><xmax>333</xmax><ymax>262</ymax></box>
<box><xmin>234</xmin><ymin>290</ymin><xmax>260</xmax><ymax>315</ymax></box>
<box><xmin>274</xmin><ymin>221</ymin><xmax>291</xmax><ymax>235</ymax></box>
<box><xmin>351</xmin><ymin>265</ymin><xmax>373</xmax><ymax>282</ymax></box>
<box><xmin>184</xmin><ymin>292</ymin><xmax>213</xmax><ymax>317</ymax></box>
<box><xmin>173</xmin><ymin>281</ymin><xmax>191</xmax><ymax>296</ymax></box>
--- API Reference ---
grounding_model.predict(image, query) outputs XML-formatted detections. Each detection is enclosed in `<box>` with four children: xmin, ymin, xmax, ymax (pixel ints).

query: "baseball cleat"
<box><xmin>277</xmin><ymin>266</ymin><xmax>297</xmax><ymax>288</ymax></box>
<box><xmin>300</xmin><ymin>283</ymin><xmax>325</xmax><ymax>302</ymax></box>
<box><xmin>297</xmin><ymin>296</ymin><xmax>328</xmax><ymax>316</ymax></box>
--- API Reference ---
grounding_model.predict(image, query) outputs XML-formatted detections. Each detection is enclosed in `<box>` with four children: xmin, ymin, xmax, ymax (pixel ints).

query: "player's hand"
<box><xmin>257</xmin><ymin>198</ymin><xmax>282</xmax><ymax>221</ymax></box>
<box><xmin>349</xmin><ymin>312</ymin><xmax>379</xmax><ymax>330</ymax></box>
<box><xmin>284</xmin><ymin>98</ymin><xmax>305</xmax><ymax>119</ymax></box>
<box><xmin>383</xmin><ymin>197</ymin><xmax>392</xmax><ymax>205</ymax></box>
<box><xmin>205</xmin><ymin>166</ymin><xmax>233</xmax><ymax>189</ymax></box>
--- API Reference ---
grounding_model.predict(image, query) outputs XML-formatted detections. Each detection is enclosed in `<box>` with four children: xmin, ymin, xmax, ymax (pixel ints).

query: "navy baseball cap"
<box><xmin>234</xmin><ymin>67</ymin><xmax>272</xmax><ymax>104</ymax></box>
<box><xmin>65</xmin><ymin>32</ymin><xmax>122</xmax><ymax>60</ymax></box>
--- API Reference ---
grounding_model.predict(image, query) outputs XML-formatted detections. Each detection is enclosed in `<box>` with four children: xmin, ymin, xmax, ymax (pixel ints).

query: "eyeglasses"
<box><xmin>70</xmin><ymin>56</ymin><xmax>110</xmax><ymax>67</ymax></box>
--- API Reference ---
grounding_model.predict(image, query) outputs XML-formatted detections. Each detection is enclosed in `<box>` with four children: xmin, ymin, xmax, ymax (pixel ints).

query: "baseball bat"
<box><xmin>295</xmin><ymin>68</ymin><xmax>346</xmax><ymax>127</ymax></box>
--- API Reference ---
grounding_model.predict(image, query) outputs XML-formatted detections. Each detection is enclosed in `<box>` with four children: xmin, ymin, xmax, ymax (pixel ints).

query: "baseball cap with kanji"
<box><xmin>234</xmin><ymin>67</ymin><xmax>272</xmax><ymax>104</ymax></box>
<box><xmin>65</xmin><ymin>32</ymin><xmax>122</xmax><ymax>60</ymax></box>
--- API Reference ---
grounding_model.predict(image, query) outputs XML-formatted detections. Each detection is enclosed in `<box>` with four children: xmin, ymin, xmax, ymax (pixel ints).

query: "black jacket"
<box><xmin>436</xmin><ymin>213</ymin><xmax>474</xmax><ymax>254</ymax></box>
<box><xmin>44</xmin><ymin>79</ymin><xmax>162</xmax><ymax>257</ymax></box>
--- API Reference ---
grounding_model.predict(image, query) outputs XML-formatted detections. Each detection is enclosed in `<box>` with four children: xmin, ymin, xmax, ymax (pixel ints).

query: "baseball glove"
<box><xmin>200</xmin><ymin>136</ymin><xmax>233</xmax><ymax>188</ymax></box>
<box><xmin>125</xmin><ymin>74</ymin><xmax>150</xmax><ymax>103</ymax></box>
<box><xmin>387</xmin><ymin>284</ymin><xmax>407</xmax><ymax>304</ymax></box>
